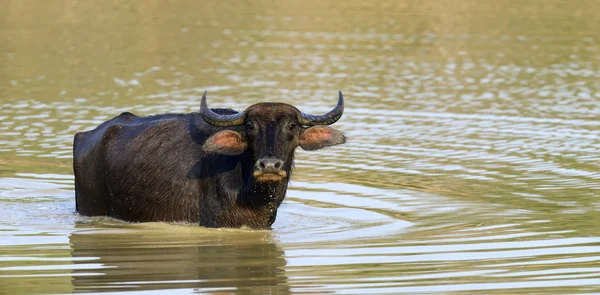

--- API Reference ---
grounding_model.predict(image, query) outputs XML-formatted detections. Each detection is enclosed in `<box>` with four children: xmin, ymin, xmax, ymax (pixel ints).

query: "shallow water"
<box><xmin>1</xmin><ymin>0</ymin><xmax>600</xmax><ymax>294</ymax></box>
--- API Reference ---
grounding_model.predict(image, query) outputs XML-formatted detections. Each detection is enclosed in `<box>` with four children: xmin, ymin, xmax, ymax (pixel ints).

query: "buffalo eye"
<box><xmin>245</xmin><ymin>122</ymin><xmax>254</xmax><ymax>131</ymax></box>
<box><xmin>287</xmin><ymin>123</ymin><xmax>297</xmax><ymax>131</ymax></box>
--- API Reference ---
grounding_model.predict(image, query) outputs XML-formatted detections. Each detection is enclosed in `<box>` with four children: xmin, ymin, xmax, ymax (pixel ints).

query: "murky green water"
<box><xmin>2</xmin><ymin>0</ymin><xmax>600</xmax><ymax>294</ymax></box>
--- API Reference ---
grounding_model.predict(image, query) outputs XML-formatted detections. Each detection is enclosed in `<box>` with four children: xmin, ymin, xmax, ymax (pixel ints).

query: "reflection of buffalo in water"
<box><xmin>69</xmin><ymin>223</ymin><xmax>290</xmax><ymax>294</ymax></box>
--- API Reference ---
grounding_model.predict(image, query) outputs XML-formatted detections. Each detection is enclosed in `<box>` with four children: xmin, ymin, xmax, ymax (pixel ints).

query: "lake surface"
<box><xmin>1</xmin><ymin>0</ymin><xmax>600</xmax><ymax>294</ymax></box>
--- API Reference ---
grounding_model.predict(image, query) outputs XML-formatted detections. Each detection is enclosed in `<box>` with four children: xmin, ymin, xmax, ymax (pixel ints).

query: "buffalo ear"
<box><xmin>203</xmin><ymin>130</ymin><xmax>247</xmax><ymax>155</ymax></box>
<box><xmin>300</xmin><ymin>126</ymin><xmax>346</xmax><ymax>151</ymax></box>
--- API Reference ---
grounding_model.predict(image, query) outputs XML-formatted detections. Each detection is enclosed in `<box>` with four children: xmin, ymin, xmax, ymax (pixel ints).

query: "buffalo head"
<box><xmin>200</xmin><ymin>91</ymin><xmax>346</xmax><ymax>183</ymax></box>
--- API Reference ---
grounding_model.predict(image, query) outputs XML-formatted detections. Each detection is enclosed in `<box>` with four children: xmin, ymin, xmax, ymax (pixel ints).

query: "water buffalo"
<box><xmin>73</xmin><ymin>91</ymin><xmax>346</xmax><ymax>229</ymax></box>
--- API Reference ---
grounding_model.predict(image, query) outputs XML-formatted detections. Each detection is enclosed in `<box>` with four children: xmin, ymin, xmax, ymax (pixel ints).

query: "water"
<box><xmin>1</xmin><ymin>0</ymin><xmax>600</xmax><ymax>294</ymax></box>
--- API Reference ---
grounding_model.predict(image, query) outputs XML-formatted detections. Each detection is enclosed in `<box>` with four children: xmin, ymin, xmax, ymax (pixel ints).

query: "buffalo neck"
<box><xmin>228</xmin><ymin>174</ymin><xmax>289</xmax><ymax>229</ymax></box>
<box><xmin>239</xmin><ymin>179</ymin><xmax>289</xmax><ymax>209</ymax></box>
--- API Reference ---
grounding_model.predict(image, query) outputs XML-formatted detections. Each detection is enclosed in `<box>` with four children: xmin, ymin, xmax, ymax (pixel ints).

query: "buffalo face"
<box><xmin>201</xmin><ymin>91</ymin><xmax>346</xmax><ymax>183</ymax></box>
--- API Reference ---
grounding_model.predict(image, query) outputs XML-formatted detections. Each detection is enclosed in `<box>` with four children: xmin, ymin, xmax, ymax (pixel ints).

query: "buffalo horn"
<box><xmin>199</xmin><ymin>91</ymin><xmax>245</xmax><ymax>127</ymax></box>
<box><xmin>298</xmin><ymin>91</ymin><xmax>345</xmax><ymax>126</ymax></box>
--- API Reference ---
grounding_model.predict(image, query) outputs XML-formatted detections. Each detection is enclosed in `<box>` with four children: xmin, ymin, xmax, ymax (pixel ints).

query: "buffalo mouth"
<box><xmin>253</xmin><ymin>171</ymin><xmax>287</xmax><ymax>182</ymax></box>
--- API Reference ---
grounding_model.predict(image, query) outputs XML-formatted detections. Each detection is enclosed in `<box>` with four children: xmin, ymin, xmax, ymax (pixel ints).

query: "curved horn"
<box><xmin>298</xmin><ymin>91</ymin><xmax>345</xmax><ymax>126</ymax></box>
<box><xmin>199</xmin><ymin>91</ymin><xmax>245</xmax><ymax>127</ymax></box>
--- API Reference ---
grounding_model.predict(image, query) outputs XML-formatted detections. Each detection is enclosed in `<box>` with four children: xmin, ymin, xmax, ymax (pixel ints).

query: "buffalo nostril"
<box><xmin>257</xmin><ymin>157</ymin><xmax>284</xmax><ymax>173</ymax></box>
